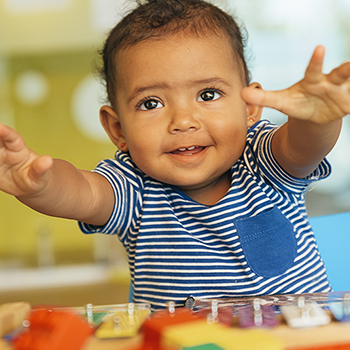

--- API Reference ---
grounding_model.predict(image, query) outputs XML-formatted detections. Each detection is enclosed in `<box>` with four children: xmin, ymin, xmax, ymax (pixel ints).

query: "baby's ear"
<box><xmin>244</xmin><ymin>83</ymin><xmax>263</xmax><ymax>128</ymax></box>
<box><xmin>100</xmin><ymin>106</ymin><xmax>127</xmax><ymax>151</ymax></box>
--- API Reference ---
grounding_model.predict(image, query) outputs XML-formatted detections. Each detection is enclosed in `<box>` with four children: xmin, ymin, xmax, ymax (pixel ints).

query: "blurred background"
<box><xmin>0</xmin><ymin>0</ymin><xmax>349</xmax><ymax>306</ymax></box>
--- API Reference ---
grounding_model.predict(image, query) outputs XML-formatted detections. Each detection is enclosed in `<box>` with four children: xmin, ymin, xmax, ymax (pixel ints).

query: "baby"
<box><xmin>1</xmin><ymin>0</ymin><xmax>350</xmax><ymax>309</ymax></box>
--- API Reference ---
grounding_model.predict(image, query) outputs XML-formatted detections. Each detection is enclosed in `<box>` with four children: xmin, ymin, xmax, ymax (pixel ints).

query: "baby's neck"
<box><xmin>180</xmin><ymin>171</ymin><xmax>231</xmax><ymax>206</ymax></box>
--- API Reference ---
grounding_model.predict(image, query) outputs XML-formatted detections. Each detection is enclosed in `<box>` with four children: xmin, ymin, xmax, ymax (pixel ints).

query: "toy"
<box><xmin>139</xmin><ymin>302</ymin><xmax>201</xmax><ymax>350</ymax></box>
<box><xmin>0</xmin><ymin>302</ymin><xmax>31</xmax><ymax>337</ymax></box>
<box><xmin>95</xmin><ymin>302</ymin><xmax>150</xmax><ymax>338</ymax></box>
<box><xmin>130</xmin><ymin>302</ymin><xmax>283</xmax><ymax>350</ymax></box>
<box><xmin>11</xmin><ymin>308</ymin><xmax>94</xmax><ymax>350</ymax></box>
<box><xmin>196</xmin><ymin>300</ymin><xmax>233</xmax><ymax>326</ymax></box>
<box><xmin>280</xmin><ymin>296</ymin><xmax>331</xmax><ymax>328</ymax></box>
<box><xmin>237</xmin><ymin>298</ymin><xmax>279</xmax><ymax>328</ymax></box>
<box><xmin>329</xmin><ymin>293</ymin><xmax>350</xmax><ymax>322</ymax></box>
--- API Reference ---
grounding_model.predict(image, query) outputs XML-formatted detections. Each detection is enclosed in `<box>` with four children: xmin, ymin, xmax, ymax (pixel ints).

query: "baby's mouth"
<box><xmin>171</xmin><ymin>146</ymin><xmax>205</xmax><ymax>155</ymax></box>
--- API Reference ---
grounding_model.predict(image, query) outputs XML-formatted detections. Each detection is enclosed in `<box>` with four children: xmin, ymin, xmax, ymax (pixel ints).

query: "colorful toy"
<box><xmin>280</xmin><ymin>296</ymin><xmax>331</xmax><ymax>328</ymax></box>
<box><xmin>11</xmin><ymin>308</ymin><xmax>94</xmax><ymax>350</ymax></box>
<box><xmin>95</xmin><ymin>302</ymin><xmax>150</xmax><ymax>338</ymax></box>
<box><xmin>130</xmin><ymin>301</ymin><xmax>283</xmax><ymax>350</ymax></box>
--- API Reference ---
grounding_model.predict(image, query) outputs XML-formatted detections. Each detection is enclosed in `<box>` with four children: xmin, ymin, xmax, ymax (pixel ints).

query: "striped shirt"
<box><xmin>79</xmin><ymin>120</ymin><xmax>332</xmax><ymax>309</ymax></box>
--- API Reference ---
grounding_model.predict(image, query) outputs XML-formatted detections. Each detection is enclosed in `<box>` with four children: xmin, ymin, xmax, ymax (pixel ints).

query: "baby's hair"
<box><xmin>99</xmin><ymin>0</ymin><xmax>251</xmax><ymax>108</ymax></box>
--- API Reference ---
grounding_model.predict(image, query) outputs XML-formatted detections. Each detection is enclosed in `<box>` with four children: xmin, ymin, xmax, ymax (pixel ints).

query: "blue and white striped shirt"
<box><xmin>79</xmin><ymin>120</ymin><xmax>332</xmax><ymax>309</ymax></box>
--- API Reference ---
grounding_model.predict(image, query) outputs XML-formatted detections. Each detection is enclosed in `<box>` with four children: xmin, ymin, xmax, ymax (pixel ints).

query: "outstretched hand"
<box><xmin>242</xmin><ymin>46</ymin><xmax>350</xmax><ymax>124</ymax></box>
<box><xmin>0</xmin><ymin>123</ymin><xmax>53</xmax><ymax>197</ymax></box>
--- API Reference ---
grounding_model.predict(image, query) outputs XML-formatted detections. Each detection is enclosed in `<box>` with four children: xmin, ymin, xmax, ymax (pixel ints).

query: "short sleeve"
<box><xmin>246</xmin><ymin>121</ymin><xmax>331</xmax><ymax>194</ymax></box>
<box><xmin>78</xmin><ymin>155</ymin><xmax>143</xmax><ymax>242</ymax></box>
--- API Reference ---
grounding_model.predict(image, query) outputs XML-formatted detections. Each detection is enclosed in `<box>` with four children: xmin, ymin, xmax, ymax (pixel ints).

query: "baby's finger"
<box><xmin>242</xmin><ymin>86</ymin><xmax>286</xmax><ymax>112</ymax></box>
<box><xmin>304</xmin><ymin>46</ymin><xmax>325</xmax><ymax>84</ymax></box>
<box><xmin>327</xmin><ymin>61</ymin><xmax>350</xmax><ymax>85</ymax></box>
<box><xmin>0</xmin><ymin>124</ymin><xmax>25</xmax><ymax>152</ymax></box>
<box><xmin>0</xmin><ymin>124</ymin><xmax>12</xmax><ymax>149</ymax></box>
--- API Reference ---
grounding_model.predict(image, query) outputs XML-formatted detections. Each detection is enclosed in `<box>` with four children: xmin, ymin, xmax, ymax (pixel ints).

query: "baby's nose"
<box><xmin>169</xmin><ymin>109</ymin><xmax>200</xmax><ymax>133</ymax></box>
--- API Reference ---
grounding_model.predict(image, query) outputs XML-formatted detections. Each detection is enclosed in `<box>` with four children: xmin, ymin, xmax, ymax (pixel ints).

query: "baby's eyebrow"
<box><xmin>128</xmin><ymin>77</ymin><xmax>232</xmax><ymax>104</ymax></box>
<box><xmin>128</xmin><ymin>83</ymin><xmax>169</xmax><ymax>104</ymax></box>
<box><xmin>188</xmin><ymin>77</ymin><xmax>232</xmax><ymax>88</ymax></box>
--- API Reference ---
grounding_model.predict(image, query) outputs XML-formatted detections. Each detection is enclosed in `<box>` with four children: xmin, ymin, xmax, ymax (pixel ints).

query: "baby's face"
<box><xmin>114</xmin><ymin>33</ymin><xmax>251</xmax><ymax>200</ymax></box>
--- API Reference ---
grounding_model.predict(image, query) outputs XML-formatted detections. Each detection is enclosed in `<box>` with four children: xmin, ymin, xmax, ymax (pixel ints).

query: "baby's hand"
<box><xmin>242</xmin><ymin>46</ymin><xmax>350</xmax><ymax>124</ymax></box>
<box><xmin>0</xmin><ymin>123</ymin><xmax>53</xmax><ymax>197</ymax></box>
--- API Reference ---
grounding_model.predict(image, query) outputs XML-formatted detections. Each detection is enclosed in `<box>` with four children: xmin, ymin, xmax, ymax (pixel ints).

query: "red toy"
<box><xmin>133</xmin><ymin>302</ymin><xmax>202</xmax><ymax>350</ymax></box>
<box><xmin>12</xmin><ymin>308</ymin><xmax>94</xmax><ymax>350</ymax></box>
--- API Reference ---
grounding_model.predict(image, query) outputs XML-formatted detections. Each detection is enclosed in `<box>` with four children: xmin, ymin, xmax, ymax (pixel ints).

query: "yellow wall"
<box><xmin>0</xmin><ymin>0</ymin><xmax>103</xmax><ymax>54</ymax></box>
<box><xmin>0</xmin><ymin>0</ymin><xmax>118</xmax><ymax>266</ymax></box>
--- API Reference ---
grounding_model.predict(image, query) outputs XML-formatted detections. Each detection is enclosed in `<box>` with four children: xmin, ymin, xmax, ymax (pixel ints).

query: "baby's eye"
<box><xmin>138</xmin><ymin>98</ymin><xmax>163</xmax><ymax>110</ymax></box>
<box><xmin>197</xmin><ymin>90</ymin><xmax>222</xmax><ymax>102</ymax></box>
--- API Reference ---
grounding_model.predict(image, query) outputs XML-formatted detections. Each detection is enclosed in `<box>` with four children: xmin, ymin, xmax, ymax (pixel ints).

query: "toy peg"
<box><xmin>238</xmin><ymin>298</ymin><xmax>278</xmax><ymax>329</ymax></box>
<box><xmin>329</xmin><ymin>293</ymin><xmax>350</xmax><ymax>322</ymax></box>
<box><xmin>85</xmin><ymin>303</ymin><xmax>94</xmax><ymax>326</ymax></box>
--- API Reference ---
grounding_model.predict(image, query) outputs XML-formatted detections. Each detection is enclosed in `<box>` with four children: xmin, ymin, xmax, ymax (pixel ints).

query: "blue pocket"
<box><xmin>233</xmin><ymin>206</ymin><xmax>297</xmax><ymax>278</ymax></box>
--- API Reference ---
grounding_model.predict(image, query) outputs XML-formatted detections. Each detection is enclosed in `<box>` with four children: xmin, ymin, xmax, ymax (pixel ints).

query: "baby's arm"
<box><xmin>0</xmin><ymin>123</ymin><xmax>114</xmax><ymax>225</ymax></box>
<box><xmin>242</xmin><ymin>46</ymin><xmax>350</xmax><ymax>178</ymax></box>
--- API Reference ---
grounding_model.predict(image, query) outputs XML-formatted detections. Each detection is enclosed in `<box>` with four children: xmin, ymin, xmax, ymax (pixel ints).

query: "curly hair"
<box><xmin>99</xmin><ymin>0</ymin><xmax>250</xmax><ymax>108</ymax></box>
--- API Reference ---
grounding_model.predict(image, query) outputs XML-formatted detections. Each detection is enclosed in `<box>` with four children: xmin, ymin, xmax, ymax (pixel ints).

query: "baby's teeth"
<box><xmin>178</xmin><ymin>146</ymin><xmax>196</xmax><ymax>152</ymax></box>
